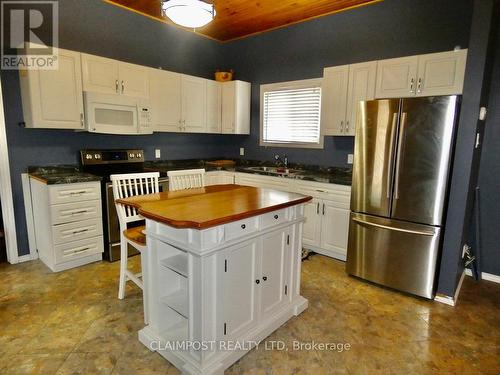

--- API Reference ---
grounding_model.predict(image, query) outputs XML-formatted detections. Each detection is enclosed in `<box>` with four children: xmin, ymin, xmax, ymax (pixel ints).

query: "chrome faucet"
<box><xmin>274</xmin><ymin>154</ymin><xmax>288</xmax><ymax>168</ymax></box>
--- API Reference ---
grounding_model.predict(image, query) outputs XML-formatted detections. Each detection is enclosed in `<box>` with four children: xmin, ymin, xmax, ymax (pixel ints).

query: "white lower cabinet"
<box><xmin>29</xmin><ymin>179</ymin><xmax>103</xmax><ymax>272</ymax></box>
<box><xmin>302</xmin><ymin>198</ymin><xmax>322</xmax><ymax>248</ymax></box>
<box><xmin>205</xmin><ymin>171</ymin><xmax>235</xmax><ymax>186</ymax></box>
<box><xmin>234</xmin><ymin>172</ymin><xmax>351</xmax><ymax>261</ymax></box>
<box><xmin>141</xmin><ymin>205</ymin><xmax>307</xmax><ymax>374</ymax></box>
<box><xmin>219</xmin><ymin>239</ymin><xmax>260</xmax><ymax>339</ymax></box>
<box><xmin>319</xmin><ymin>200</ymin><xmax>350</xmax><ymax>256</ymax></box>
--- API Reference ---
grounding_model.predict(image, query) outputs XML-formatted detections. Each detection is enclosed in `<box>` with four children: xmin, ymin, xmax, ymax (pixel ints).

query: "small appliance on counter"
<box><xmin>80</xmin><ymin>149</ymin><xmax>168</xmax><ymax>262</ymax></box>
<box><xmin>346</xmin><ymin>96</ymin><xmax>460</xmax><ymax>299</ymax></box>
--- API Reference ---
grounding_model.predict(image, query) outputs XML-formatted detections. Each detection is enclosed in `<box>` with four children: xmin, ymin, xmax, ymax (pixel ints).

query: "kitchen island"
<box><xmin>117</xmin><ymin>184</ymin><xmax>312</xmax><ymax>375</ymax></box>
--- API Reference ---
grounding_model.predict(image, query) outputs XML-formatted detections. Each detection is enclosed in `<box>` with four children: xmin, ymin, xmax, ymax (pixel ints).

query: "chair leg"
<box><xmin>140</xmin><ymin>251</ymin><xmax>149</xmax><ymax>324</ymax></box>
<box><xmin>118</xmin><ymin>237</ymin><xmax>128</xmax><ymax>299</ymax></box>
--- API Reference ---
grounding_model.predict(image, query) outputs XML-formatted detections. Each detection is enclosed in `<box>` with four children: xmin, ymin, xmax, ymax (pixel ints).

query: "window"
<box><xmin>260</xmin><ymin>78</ymin><xmax>323</xmax><ymax>148</ymax></box>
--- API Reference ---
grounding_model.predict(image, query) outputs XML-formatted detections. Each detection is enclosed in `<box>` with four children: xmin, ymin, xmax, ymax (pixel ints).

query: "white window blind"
<box><xmin>261</xmin><ymin>83</ymin><xmax>322</xmax><ymax>146</ymax></box>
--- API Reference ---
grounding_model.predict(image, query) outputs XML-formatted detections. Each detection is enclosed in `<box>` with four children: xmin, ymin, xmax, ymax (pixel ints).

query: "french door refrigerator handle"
<box><xmin>386</xmin><ymin>112</ymin><xmax>398</xmax><ymax>198</ymax></box>
<box><xmin>352</xmin><ymin>217</ymin><xmax>435</xmax><ymax>236</ymax></box>
<box><xmin>394</xmin><ymin>112</ymin><xmax>407</xmax><ymax>199</ymax></box>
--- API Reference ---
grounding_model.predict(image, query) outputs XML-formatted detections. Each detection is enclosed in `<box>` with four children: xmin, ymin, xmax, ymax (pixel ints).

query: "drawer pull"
<box><xmin>274</xmin><ymin>214</ymin><xmax>279</xmax><ymax>219</ymax></box>
<box><xmin>70</xmin><ymin>210</ymin><xmax>89</xmax><ymax>215</ymax></box>
<box><xmin>262</xmin><ymin>276</ymin><xmax>268</xmax><ymax>281</ymax></box>
<box><xmin>316</xmin><ymin>189</ymin><xmax>326</xmax><ymax>193</ymax></box>
<box><xmin>72</xmin><ymin>229</ymin><xmax>89</xmax><ymax>235</ymax></box>
<box><xmin>241</xmin><ymin>224</ymin><xmax>246</xmax><ymax>229</ymax></box>
<box><xmin>69</xmin><ymin>190</ymin><xmax>88</xmax><ymax>195</ymax></box>
<box><xmin>73</xmin><ymin>247</ymin><xmax>91</xmax><ymax>254</ymax></box>
<box><xmin>255</xmin><ymin>279</ymin><xmax>260</xmax><ymax>284</ymax></box>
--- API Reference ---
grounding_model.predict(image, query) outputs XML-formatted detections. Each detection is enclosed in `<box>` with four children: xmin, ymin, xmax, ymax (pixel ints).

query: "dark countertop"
<box><xmin>28</xmin><ymin>165</ymin><xmax>102</xmax><ymax>185</ymax></box>
<box><xmin>145</xmin><ymin>158</ymin><xmax>352</xmax><ymax>186</ymax></box>
<box><xmin>27</xmin><ymin>159</ymin><xmax>351</xmax><ymax>186</ymax></box>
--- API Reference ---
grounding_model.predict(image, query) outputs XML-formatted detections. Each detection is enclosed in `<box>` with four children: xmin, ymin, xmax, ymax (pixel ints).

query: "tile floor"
<box><xmin>0</xmin><ymin>254</ymin><xmax>499</xmax><ymax>374</ymax></box>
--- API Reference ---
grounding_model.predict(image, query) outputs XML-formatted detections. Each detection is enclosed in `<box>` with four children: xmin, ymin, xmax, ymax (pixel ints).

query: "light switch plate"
<box><xmin>240</xmin><ymin>147</ymin><xmax>245</xmax><ymax>156</ymax></box>
<box><xmin>347</xmin><ymin>154</ymin><xmax>354</xmax><ymax>164</ymax></box>
<box><xmin>155</xmin><ymin>149</ymin><xmax>161</xmax><ymax>159</ymax></box>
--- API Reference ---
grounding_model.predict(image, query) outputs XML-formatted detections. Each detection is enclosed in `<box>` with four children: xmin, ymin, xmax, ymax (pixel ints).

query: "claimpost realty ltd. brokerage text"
<box><xmin>150</xmin><ymin>339</ymin><xmax>352</xmax><ymax>352</ymax></box>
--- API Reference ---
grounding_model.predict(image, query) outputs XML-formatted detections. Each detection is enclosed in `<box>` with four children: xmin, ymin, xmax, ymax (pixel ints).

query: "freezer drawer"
<box><xmin>346</xmin><ymin>213</ymin><xmax>440</xmax><ymax>298</ymax></box>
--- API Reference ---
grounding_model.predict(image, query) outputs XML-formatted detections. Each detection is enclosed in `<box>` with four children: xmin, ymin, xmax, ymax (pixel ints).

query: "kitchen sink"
<box><xmin>245</xmin><ymin>166</ymin><xmax>306</xmax><ymax>175</ymax></box>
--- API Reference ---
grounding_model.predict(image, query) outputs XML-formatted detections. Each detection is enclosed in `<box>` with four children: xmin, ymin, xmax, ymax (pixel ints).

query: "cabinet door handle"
<box><xmin>263</xmin><ymin>276</ymin><xmax>268</xmax><ymax>281</ymax></box>
<box><xmin>80</xmin><ymin>113</ymin><xmax>84</xmax><ymax>127</ymax></box>
<box><xmin>255</xmin><ymin>279</ymin><xmax>260</xmax><ymax>284</ymax></box>
<box><xmin>417</xmin><ymin>78</ymin><xmax>422</xmax><ymax>93</ymax></box>
<box><xmin>115</xmin><ymin>80</ymin><xmax>119</xmax><ymax>93</ymax></box>
<box><xmin>322</xmin><ymin>203</ymin><xmax>325</xmax><ymax>215</ymax></box>
<box><xmin>340</xmin><ymin>120</ymin><xmax>344</xmax><ymax>132</ymax></box>
<box><xmin>409</xmin><ymin>78</ymin><xmax>414</xmax><ymax>93</ymax></box>
<box><xmin>346</xmin><ymin>120</ymin><xmax>350</xmax><ymax>133</ymax></box>
<box><xmin>121</xmin><ymin>80</ymin><xmax>124</xmax><ymax>94</ymax></box>
<box><xmin>316</xmin><ymin>202</ymin><xmax>319</xmax><ymax>214</ymax></box>
<box><xmin>274</xmin><ymin>214</ymin><xmax>279</xmax><ymax>219</ymax></box>
<box><xmin>241</xmin><ymin>224</ymin><xmax>246</xmax><ymax>229</ymax></box>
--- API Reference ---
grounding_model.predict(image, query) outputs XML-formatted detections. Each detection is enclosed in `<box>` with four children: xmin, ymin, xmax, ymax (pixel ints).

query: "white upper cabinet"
<box><xmin>415</xmin><ymin>49</ymin><xmax>467</xmax><ymax>97</ymax></box>
<box><xmin>375</xmin><ymin>49</ymin><xmax>467</xmax><ymax>98</ymax></box>
<box><xmin>118</xmin><ymin>62</ymin><xmax>149</xmax><ymax>97</ymax></box>
<box><xmin>322</xmin><ymin>61</ymin><xmax>376</xmax><ymax>136</ymax></box>
<box><xmin>19</xmin><ymin>48</ymin><xmax>84</xmax><ymax>129</ymax></box>
<box><xmin>345</xmin><ymin>61</ymin><xmax>377</xmax><ymax>136</ymax></box>
<box><xmin>321</xmin><ymin>65</ymin><xmax>348</xmax><ymax>136</ymax></box>
<box><xmin>149</xmin><ymin>69</ymin><xmax>182</xmax><ymax>132</ymax></box>
<box><xmin>375</xmin><ymin>56</ymin><xmax>418</xmax><ymax>98</ymax></box>
<box><xmin>221</xmin><ymin>80</ymin><xmax>251</xmax><ymax>134</ymax></box>
<box><xmin>81</xmin><ymin>54</ymin><xmax>119</xmax><ymax>94</ymax></box>
<box><xmin>81</xmin><ymin>53</ymin><xmax>149</xmax><ymax>97</ymax></box>
<box><xmin>206</xmin><ymin>80</ymin><xmax>222</xmax><ymax>133</ymax></box>
<box><xmin>181</xmin><ymin>75</ymin><xmax>207</xmax><ymax>133</ymax></box>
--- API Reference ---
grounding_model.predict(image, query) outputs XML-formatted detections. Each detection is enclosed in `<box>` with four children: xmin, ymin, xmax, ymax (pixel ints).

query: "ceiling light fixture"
<box><xmin>161</xmin><ymin>0</ymin><xmax>216</xmax><ymax>29</ymax></box>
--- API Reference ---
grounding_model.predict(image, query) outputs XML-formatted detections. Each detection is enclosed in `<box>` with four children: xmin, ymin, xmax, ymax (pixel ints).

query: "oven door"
<box><xmin>105</xmin><ymin>177</ymin><xmax>169</xmax><ymax>262</ymax></box>
<box><xmin>85</xmin><ymin>92</ymin><xmax>140</xmax><ymax>135</ymax></box>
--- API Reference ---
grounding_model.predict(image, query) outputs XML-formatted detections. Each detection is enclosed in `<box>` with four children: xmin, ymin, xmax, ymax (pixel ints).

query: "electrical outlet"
<box><xmin>347</xmin><ymin>154</ymin><xmax>354</xmax><ymax>164</ymax></box>
<box><xmin>155</xmin><ymin>149</ymin><xmax>161</xmax><ymax>159</ymax></box>
<box><xmin>240</xmin><ymin>147</ymin><xmax>245</xmax><ymax>156</ymax></box>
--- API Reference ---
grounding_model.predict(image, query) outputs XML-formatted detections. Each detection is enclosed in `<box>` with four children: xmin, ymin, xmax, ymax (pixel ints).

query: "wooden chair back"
<box><xmin>167</xmin><ymin>169</ymin><xmax>205</xmax><ymax>191</ymax></box>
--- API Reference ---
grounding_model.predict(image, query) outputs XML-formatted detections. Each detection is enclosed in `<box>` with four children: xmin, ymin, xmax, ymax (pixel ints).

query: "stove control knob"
<box><xmin>129</xmin><ymin>153</ymin><xmax>135</xmax><ymax>158</ymax></box>
<box><xmin>136</xmin><ymin>153</ymin><xmax>142</xmax><ymax>158</ymax></box>
<box><xmin>85</xmin><ymin>154</ymin><xmax>93</xmax><ymax>160</ymax></box>
<box><xmin>94</xmin><ymin>154</ymin><xmax>100</xmax><ymax>159</ymax></box>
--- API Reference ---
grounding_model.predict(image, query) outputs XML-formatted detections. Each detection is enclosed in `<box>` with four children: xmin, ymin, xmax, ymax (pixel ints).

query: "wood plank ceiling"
<box><xmin>105</xmin><ymin>0</ymin><xmax>381</xmax><ymax>42</ymax></box>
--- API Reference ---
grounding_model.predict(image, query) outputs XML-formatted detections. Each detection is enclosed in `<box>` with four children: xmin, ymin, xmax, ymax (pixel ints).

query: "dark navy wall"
<box><xmin>437</xmin><ymin>0</ymin><xmax>498</xmax><ymax>295</ymax></box>
<box><xmin>220</xmin><ymin>0</ymin><xmax>473</xmax><ymax>167</ymax></box>
<box><xmin>476</xmin><ymin>22</ymin><xmax>500</xmax><ymax>277</ymax></box>
<box><xmin>0</xmin><ymin>0</ymin><xmax>239</xmax><ymax>256</ymax></box>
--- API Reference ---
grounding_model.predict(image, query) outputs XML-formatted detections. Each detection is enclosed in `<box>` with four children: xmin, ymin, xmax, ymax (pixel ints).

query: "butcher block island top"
<box><xmin>116</xmin><ymin>184</ymin><xmax>312</xmax><ymax>229</ymax></box>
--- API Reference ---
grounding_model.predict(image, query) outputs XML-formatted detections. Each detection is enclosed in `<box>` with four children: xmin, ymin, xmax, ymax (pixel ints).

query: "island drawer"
<box><xmin>260</xmin><ymin>208</ymin><xmax>288</xmax><ymax>228</ymax></box>
<box><xmin>52</xmin><ymin>217</ymin><xmax>103</xmax><ymax>245</ymax></box>
<box><xmin>49</xmin><ymin>182</ymin><xmax>101</xmax><ymax>205</ymax></box>
<box><xmin>54</xmin><ymin>236</ymin><xmax>104</xmax><ymax>264</ymax></box>
<box><xmin>225</xmin><ymin>217</ymin><xmax>259</xmax><ymax>241</ymax></box>
<box><xmin>50</xmin><ymin>199</ymin><xmax>102</xmax><ymax>225</ymax></box>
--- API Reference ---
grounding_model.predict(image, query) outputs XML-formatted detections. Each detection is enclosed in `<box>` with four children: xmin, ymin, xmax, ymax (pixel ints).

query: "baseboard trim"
<box><xmin>434</xmin><ymin>294</ymin><xmax>455</xmax><ymax>306</ymax></box>
<box><xmin>465</xmin><ymin>268</ymin><xmax>500</xmax><ymax>284</ymax></box>
<box><xmin>17</xmin><ymin>253</ymin><xmax>37</xmax><ymax>263</ymax></box>
<box><xmin>434</xmin><ymin>268</ymin><xmax>467</xmax><ymax>307</ymax></box>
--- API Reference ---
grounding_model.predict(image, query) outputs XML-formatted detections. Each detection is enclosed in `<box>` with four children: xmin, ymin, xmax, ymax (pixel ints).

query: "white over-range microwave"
<box><xmin>84</xmin><ymin>92</ymin><xmax>152</xmax><ymax>135</ymax></box>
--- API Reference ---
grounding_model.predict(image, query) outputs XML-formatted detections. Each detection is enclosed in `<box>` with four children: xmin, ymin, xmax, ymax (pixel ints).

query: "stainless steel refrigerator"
<box><xmin>346</xmin><ymin>96</ymin><xmax>460</xmax><ymax>299</ymax></box>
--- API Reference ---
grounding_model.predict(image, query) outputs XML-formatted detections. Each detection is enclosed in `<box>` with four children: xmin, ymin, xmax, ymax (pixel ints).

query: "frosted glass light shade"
<box><xmin>162</xmin><ymin>0</ymin><xmax>216</xmax><ymax>28</ymax></box>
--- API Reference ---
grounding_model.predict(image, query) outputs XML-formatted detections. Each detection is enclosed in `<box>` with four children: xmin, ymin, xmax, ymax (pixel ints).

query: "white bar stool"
<box><xmin>167</xmin><ymin>169</ymin><xmax>206</xmax><ymax>191</ymax></box>
<box><xmin>111</xmin><ymin>172</ymin><xmax>159</xmax><ymax>324</ymax></box>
